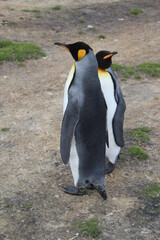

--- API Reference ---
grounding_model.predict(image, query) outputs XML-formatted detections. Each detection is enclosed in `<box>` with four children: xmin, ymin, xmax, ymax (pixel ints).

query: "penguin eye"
<box><xmin>78</xmin><ymin>49</ymin><xmax>86</xmax><ymax>61</ymax></box>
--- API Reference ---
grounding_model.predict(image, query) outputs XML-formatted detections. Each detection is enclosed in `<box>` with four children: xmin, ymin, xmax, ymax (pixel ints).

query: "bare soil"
<box><xmin>0</xmin><ymin>0</ymin><xmax>160</xmax><ymax>239</ymax></box>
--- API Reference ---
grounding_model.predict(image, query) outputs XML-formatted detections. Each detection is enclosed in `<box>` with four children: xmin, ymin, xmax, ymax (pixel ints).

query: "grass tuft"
<box><xmin>2</xmin><ymin>20</ymin><xmax>17</xmax><ymax>26</ymax></box>
<box><xmin>0</xmin><ymin>39</ymin><xmax>46</xmax><ymax>63</ymax></box>
<box><xmin>127</xmin><ymin>126</ymin><xmax>151</xmax><ymax>143</ymax></box>
<box><xmin>23</xmin><ymin>9</ymin><xmax>40</xmax><ymax>13</ymax></box>
<box><xmin>98</xmin><ymin>35</ymin><xmax>105</xmax><ymax>39</ymax></box>
<box><xmin>112</xmin><ymin>63</ymin><xmax>134</xmax><ymax>78</ymax></box>
<box><xmin>17</xmin><ymin>62</ymin><xmax>26</xmax><ymax>67</ymax></box>
<box><xmin>1</xmin><ymin>127</ymin><xmax>10</xmax><ymax>132</ymax></box>
<box><xmin>79</xmin><ymin>18</ymin><xmax>85</xmax><ymax>24</ymax></box>
<box><xmin>142</xmin><ymin>183</ymin><xmax>160</xmax><ymax>201</ymax></box>
<box><xmin>112</xmin><ymin>63</ymin><xmax>124</xmax><ymax>71</ymax></box>
<box><xmin>119</xmin><ymin>155</ymin><xmax>127</xmax><ymax>162</ymax></box>
<box><xmin>52</xmin><ymin>5</ymin><xmax>61</xmax><ymax>10</ymax></box>
<box><xmin>123</xmin><ymin>66</ymin><xmax>134</xmax><ymax>78</ymax></box>
<box><xmin>0</xmin><ymin>39</ymin><xmax>13</xmax><ymax>48</ymax></box>
<box><xmin>78</xmin><ymin>31</ymin><xmax>85</xmax><ymax>35</ymax></box>
<box><xmin>141</xmin><ymin>183</ymin><xmax>160</xmax><ymax>216</ymax></box>
<box><xmin>112</xmin><ymin>62</ymin><xmax>160</xmax><ymax>79</ymax></box>
<box><xmin>130</xmin><ymin>8</ymin><xmax>143</xmax><ymax>15</ymax></box>
<box><xmin>134</xmin><ymin>74</ymin><xmax>141</xmax><ymax>80</ymax></box>
<box><xmin>128</xmin><ymin>146</ymin><xmax>149</xmax><ymax>160</ymax></box>
<box><xmin>72</xmin><ymin>218</ymin><xmax>101</xmax><ymax>238</ymax></box>
<box><xmin>138</xmin><ymin>62</ymin><xmax>160</xmax><ymax>77</ymax></box>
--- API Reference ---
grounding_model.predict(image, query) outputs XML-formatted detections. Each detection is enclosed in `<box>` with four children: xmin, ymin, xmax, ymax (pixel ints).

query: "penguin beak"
<box><xmin>54</xmin><ymin>42</ymin><xmax>69</xmax><ymax>52</ymax></box>
<box><xmin>103</xmin><ymin>51</ymin><xmax>118</xmax><ymax>60</ymax></box>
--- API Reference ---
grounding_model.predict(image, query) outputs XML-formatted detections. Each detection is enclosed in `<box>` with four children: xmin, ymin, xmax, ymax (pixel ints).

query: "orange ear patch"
<box><xmin>78</xmin><ymin>49</ymin><xmax>86</xmax><ymax>61</ymax></box>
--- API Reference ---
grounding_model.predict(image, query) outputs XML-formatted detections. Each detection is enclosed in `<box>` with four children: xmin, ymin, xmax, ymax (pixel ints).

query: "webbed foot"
<box><xmin>105</xmin><ymin>161</ymin><xmax>115</xmax><ymax>174</ymax></box>
<box><xmin>63</xmin><ymin>186</ymin><xmax>86</xmax><ymax>196</ymax></box>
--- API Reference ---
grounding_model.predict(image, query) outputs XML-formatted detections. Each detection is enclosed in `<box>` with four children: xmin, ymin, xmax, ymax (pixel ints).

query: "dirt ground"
<box><xmin>0</xmin><ymin>0</ymin><xmax>160</xmax><ymax>239</ymax></box>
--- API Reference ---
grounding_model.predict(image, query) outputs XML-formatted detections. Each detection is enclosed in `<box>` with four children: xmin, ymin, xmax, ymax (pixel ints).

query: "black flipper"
<box><xmin>63</xmin><ymin>186</ymin><xmax>86</xmax><ymax>196</ymax></box>
<box><xmin>107</xmin><ymin>67</ymin><xmax>126</xmax><ymax>148</ymax></box>
<box><xmin>60</xmin><ymin>94</ymin><xmax>79</xmax><ymax>164</ymax></box>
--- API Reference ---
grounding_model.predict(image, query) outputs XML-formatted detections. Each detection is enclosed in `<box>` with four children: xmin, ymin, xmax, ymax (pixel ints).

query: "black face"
<box><xmin>55</xmin><ymin>41</ymin><xmax>92</xmax><ymax>61</ymax></box>
<box><xmin>96</xmin><ymin>51</ymin><xmax>118</xmax><ymax>69</ymax></box>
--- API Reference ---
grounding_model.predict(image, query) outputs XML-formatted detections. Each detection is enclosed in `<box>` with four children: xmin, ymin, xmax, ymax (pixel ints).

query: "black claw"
<box><xmin>105</xmin><ymin>161</ymin><xmax>115</xmax><ymax>174</ymax></box>
<box><xmin>97</xmin><ymin>186</ymin><xmax>107</xmax><ymax>200</ymax></box>
<box><xmin>62</xmin><ymin>186</ymin><xmax>86</xmax><ymax>196</ymax></box>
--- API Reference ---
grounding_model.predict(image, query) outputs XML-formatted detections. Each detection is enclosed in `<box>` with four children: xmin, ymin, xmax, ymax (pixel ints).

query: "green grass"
<box><xmin>119</xmin><ymin>155</ymin><xmax>127</xmax><ymax>162</ymax></box>
<box><xmin>2</xmin><ymin>20</ymin><xmax>17</xmax><ymax>26</ymax></box>
<box><xmin>79</xmin><ymin>18</ymin><xmax>85</xmax><ymax>24</ymax></box>
<box><xmin>23</xmin><ymin>9</ymin><xmax>40</xmax><ymax>13</ymax></box>
<box><xmin>141</xmin><ymin>183</ymin><xmax>160</xmax><ymax>216</ymax></box>
<box><xmin>72</xmin><ymin>218</ymin><xmax>101</xmax><ymax>238</ymax></box>
<box><xmin>36</xmin><ymin>15</ymin><xmax>42</xmax><ymax>19</ymax></box>
<box><xmin>134</xmin><ymin>74</ymin><xmax>141</xmax><ymax>80</ymax></box>
<box><xmin>130</xmin><ymin>8</ymin><xmax>143</xmax><ymax>15</ymax></box>
<box><xmin>1</xmin><ymin>127</ymin><xmax>10</xmax><ymax>132</ymax></box>
<box><xmin>138</xmin><ymin>62</ymin><xmax>160</xmax><ymax>77</ymax></box>
<box><xmin>112</xmin><ymin>62</ymin><xmax>160</xmax><ymax>79</ymax></box>
<box><xmin>98</xmin><ymin>35</ymin><xmax>105</xmax><ymax>39</ymax></box>
<box><xmin>0</xmin><ymin>39</ymin><xmax>12</xmax><ymax>48</ymax></box>
<box><xmin>127</xmin><ymin>126</ymin><xmax>151</xmax><ymax>143</ymax></box>
<box><xmin>122</xmin><ymin>66</ymin><xmax>134</xmax><ymax>78</ymax></box>
<box><xmin>17</xmin><ymin>61</ymin><xmax>26</xmax><ymax>67</ymax></box>
<box><xmin>112</xmin><ymin>63</ymin><xmax>134</xmax><ymax>78</ymax></box>
<box><xmin>142</xmin><ymin>183</ymin><xmax>160</xmax><ymax>201</ymax></box>
<box><xmin>47</xmin><ymin>88</ymin><xmax>54</xmax><ymax>92</ymax></box>
<box><xmin>128</xmin><ymin>146</ymin><xmax>149</xmax><ymax>160</ymax></box>
<box><xmin>78</xmin><ymin>31</ymin><xmax>85</xmax><ymax>35</ymax></box>
<box><xmin>112</xmin><ymin>63</ymin><xmax>124</xmax><ymax>71</ymax></box>
<box><xmin>52</xmin><ymin>5</ymin><xmax>61</xmax><ymax>10</ymax></box>
<box><xmin>0</xmin><ymin>39</ymin><xmax>46</xmax><ymax>63</ymax></box>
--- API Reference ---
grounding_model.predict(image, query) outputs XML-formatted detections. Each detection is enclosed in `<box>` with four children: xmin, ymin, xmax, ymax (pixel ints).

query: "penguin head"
<box><xmin>96</xmin><ymin>51</ymin><xmax>118</xmax><ymax>69</ymax></box>
<box><xmin>54</xmin><ymin>41</ymin><xmax>92</xmax><ymax>62</ymax></box>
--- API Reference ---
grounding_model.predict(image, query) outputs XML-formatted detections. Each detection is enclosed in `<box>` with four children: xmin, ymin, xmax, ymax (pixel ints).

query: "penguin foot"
<box><xmin>105</xmin><ymin>161</ymin><xmax>115</xmax><ymax>174</ymax></box>
<box><xmin>97</xmin><ymin>186</ymin><xmax>107</xmax><ymax>200</ymax></box>
<box><xmin>86</xmin><ymin>183</ymin><xmax>95</xmax><ymax>190</ymax></box>
<box><xmin>63</xmin><ymin>186</ymin><xmax>86</xmax><ymax>196</ymax></box>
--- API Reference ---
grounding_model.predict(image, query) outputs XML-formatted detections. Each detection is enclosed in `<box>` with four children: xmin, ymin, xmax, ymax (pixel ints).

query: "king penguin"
<box><xmin>96</xmin><ymin>51</ymin><xmax>126</xmax><ymax>174</ymax></box>
<box><xmin>55</xmin><ymin>42</ymin><xmax>107</xmax><ymax>199</ymax></box>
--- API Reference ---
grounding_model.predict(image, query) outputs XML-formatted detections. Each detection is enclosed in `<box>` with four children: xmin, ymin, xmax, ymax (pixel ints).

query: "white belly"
<box><xmin>99</xmin><ymin>70</ymin><xmax>120</xmax><ymax>164</ymax></box>
<box><xmin>63</xmin><ymin>63</ymin><xmax>75</xmax><ymax>114</ymax></box>
<box><xmin>63</xmin><ymin>64</ymin><xmax>79</xmax><ymax>185</ymax></box>
<box><xmin>69</xmin><ymin>137</ymin><xmax>79</xmax><ymax>186</ymax></box>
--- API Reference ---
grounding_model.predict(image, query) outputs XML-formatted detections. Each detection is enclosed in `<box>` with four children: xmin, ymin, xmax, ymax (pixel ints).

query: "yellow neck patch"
<box><xmin>98</xmin><ymin>68</ymin><xmax>110</xmax><ymax>79</ymax></box>
<box><xmin>98</xmin><ymin>68</ymin><xmax>106</xmax><ymax>74</ymax></box>
<box><xmin>78</xmin><ymin>49</ymin><xmax>86</xmax><ymax>61</ymax></box>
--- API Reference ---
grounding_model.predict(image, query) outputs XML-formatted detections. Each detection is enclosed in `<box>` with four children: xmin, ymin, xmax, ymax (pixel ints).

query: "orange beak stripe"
<box><xmin>103</xmin><ymin>54</ymin><xmax>113</xmax><ymax>60</ymax></box>
<box><xmin>61</xmin><ymin>45</ymin><xmax>69</xmax><ymax>51</ymax></box>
